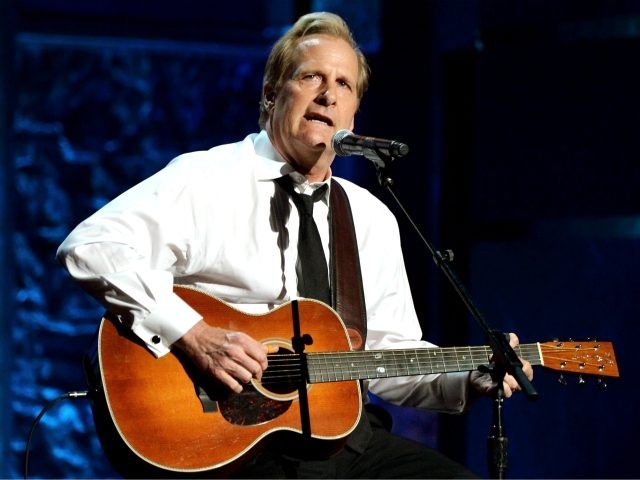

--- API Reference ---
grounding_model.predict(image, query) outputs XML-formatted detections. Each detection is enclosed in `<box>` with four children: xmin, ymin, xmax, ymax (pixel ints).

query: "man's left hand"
<box><xmin>470</xmin><ymin>333</ymin><xmax>534</xmax><ymax>398</ymax></box>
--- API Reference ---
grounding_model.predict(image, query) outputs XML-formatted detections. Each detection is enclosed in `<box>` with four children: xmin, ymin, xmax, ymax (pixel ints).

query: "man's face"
<box><xmin>266</xmin><ymin>35</ymin><xmax>360</xmax><ymax>182</ymax></box>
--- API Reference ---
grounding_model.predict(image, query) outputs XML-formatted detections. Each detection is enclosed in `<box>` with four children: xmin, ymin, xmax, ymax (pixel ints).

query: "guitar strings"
<box><xmin>260</xmin><ymin>345</ymin><xmax>544</xmax><ymax>385</ymax></box>
<box><xmin>259</xmin><ymin>343</ymin><xmax>615</xmax><ymax>385</ymax></box>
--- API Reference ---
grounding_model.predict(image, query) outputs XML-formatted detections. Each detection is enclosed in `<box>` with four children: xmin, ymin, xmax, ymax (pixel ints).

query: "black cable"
<box><xmin>23</xmin><ymin>390</ymin><xmax>90</xmax><ymax>480</ymax></box>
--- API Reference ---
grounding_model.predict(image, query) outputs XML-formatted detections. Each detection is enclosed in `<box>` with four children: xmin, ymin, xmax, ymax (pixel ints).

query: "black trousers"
<box><xmin>232</xmin><ymin>405</ymin><xmax>478</xmax><ymax>479</ymax></box>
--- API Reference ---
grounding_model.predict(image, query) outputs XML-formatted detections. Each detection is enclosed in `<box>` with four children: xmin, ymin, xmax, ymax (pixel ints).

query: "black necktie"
<box><xmin>277</xmin><ymin>176</ymin><xmax>331</xmax><ymax>304</ymax></box>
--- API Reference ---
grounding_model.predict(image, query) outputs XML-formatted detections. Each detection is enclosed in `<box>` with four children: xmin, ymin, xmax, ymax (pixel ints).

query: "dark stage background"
<box><xmin>1</xmin><ymin>0</ymin><xmax>637</xmax><ymax>478</ymax></box>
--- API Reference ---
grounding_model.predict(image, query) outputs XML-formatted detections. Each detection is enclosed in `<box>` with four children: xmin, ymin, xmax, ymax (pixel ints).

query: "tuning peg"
<box><xmin>578</xmin><ymin>375</ymin><xmax>586</xmax><ymax>385</ymax></box>
<box><xmin>597</xmin><ymin>377</ymin><xmax>607</xmax><ymax>389</ymax></box>
<box><xmin>558</xmin><ymin>374</ymin><xmax>567</xmax><ymax>386</ymax></box>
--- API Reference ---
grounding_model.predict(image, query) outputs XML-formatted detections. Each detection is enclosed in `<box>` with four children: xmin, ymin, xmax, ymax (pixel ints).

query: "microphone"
<box><xmin>331</xmin><ymin>129</ymin><xmax>409</xmax><ymax>164</ymax></box>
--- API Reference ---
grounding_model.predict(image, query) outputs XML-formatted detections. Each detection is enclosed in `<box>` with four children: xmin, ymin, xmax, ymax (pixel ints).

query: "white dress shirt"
<box><xmin>57</xmin><ymin>130</ymin><xmax>471</xmax><ymax>413</ymax></box>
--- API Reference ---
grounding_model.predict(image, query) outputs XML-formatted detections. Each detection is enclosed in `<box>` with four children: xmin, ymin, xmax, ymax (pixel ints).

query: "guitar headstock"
<box><xmin>539</xmin><ymin>340</ymin><xmax>619</xmax><ymax>378</ymax></box>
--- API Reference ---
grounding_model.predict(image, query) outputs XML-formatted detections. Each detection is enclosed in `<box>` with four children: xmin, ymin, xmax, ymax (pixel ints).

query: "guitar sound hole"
<box><xmin>262</xmin><ymin>348</ymin><xmax>300</xmax><ymax>395</ymax></box>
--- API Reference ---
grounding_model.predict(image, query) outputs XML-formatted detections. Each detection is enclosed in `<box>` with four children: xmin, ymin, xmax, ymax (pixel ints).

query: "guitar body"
<box><xmin>92</xmin><ymin>286</ymin><xmax>361</xmax><ymax>477</ymax></box>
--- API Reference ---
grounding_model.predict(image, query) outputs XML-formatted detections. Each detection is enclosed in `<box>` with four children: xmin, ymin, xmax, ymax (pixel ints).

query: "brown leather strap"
<box><xmin>329</xmin><ymin>179</ymin><xmax>367</xmax><ymax>350</ymax></box>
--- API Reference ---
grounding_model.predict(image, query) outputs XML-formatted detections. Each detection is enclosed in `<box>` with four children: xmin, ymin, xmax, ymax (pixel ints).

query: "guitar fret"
<box><xmin>316</xmin><ymin>352</ymin><xmax>328</xmax><ymax>383</ymax></box>
<box><xmin>453</xmin><ymin>348</ymin><xmax>460</xmax><ymax>370</ymax></box>
<box><xmin>407</xmin><ymin>349</ymin><xmax>420</xmax><ymax>375</ymax></box>
<box><xmin>391</xmin><ymin>351</ymin><xmax>401</xmax><ymax>377</ymax></box>
<box><xmin>428</xmin><ymin>348</ymin><xmax>444</xmax><ymax>373</ymax></box>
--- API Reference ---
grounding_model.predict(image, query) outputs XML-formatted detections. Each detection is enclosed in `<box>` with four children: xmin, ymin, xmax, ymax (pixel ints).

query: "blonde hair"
<box><xmin>258</xmin><ymin>11</ymin><xmax>370</xmax><ymax>129</ymax></box>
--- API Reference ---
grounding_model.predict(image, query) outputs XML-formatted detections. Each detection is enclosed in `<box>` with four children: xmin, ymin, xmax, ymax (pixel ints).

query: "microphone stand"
<box><xmin>368</xmin><ymin>152</ymin><xmax>538</xmax><ymax>479</ymax></box>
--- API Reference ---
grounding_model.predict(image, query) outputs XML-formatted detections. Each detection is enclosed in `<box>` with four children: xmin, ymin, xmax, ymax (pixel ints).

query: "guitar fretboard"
<box><xmin>304</xmin><ymin>344</ymin><xmax>543</xmax><ymax>383</ymax></box>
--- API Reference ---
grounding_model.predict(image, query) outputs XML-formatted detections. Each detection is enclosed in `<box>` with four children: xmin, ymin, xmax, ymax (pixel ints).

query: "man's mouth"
<box><xmin>304</xmin><ymin>112</ymin><xmax>334</xmax><ymax>126</ymax></box>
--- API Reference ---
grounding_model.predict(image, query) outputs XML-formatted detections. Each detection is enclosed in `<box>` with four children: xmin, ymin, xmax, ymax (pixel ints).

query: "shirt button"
<box><xmin>151</xmin><ymin>335</ymin><xmax>161</xmax><ymax>344</ymax></box>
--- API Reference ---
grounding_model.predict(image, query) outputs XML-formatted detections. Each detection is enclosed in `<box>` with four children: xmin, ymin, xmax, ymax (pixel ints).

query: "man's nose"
<box><xmin>316</xmin><ymin>88</ymin><xmax>336</xmax><ymax>106</ymax></box>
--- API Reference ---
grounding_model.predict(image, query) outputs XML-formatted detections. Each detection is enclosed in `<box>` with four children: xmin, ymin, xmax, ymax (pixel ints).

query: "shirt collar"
<box><xmin>253</xmin><ymin>130</ymin><xmax>332</xmax><ymax>197</ymax></box>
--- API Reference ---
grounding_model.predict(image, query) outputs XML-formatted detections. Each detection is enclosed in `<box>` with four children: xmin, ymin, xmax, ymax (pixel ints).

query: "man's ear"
<box><xmin>263</xmin><ymin>87</ymin><xmax>276</xmax><ymax>110</ymax></box>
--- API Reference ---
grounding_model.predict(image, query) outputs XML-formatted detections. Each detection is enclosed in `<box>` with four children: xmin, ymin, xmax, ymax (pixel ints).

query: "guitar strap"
<box><xmin>329</xmin><ymin>179</ymin><xmax>367</xmax><ymax>351</ymax></box>
<box><xmin>328</xmin><ymin>180</ymin><xmax>376</xmax><ymax>454</ymax></box>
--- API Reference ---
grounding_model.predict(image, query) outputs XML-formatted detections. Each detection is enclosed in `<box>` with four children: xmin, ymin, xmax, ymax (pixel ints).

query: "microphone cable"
<box><xmin>23</xmin><ymin>389</ymin><xmax>90</xmax><ymax>480</ymax></box>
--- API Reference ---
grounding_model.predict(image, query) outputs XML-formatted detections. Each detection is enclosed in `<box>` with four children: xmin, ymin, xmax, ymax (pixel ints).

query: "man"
<box><xmin>57</xmin><ymin>11</ymin><xmax>532</xmax><ymax>478</ymax></box>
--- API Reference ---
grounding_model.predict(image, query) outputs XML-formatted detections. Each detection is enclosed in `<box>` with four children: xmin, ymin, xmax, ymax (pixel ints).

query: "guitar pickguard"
<box><xmin>218</xmin><ymin>382</ymin><xmax>292</xmax><ymax>425</ymax></box>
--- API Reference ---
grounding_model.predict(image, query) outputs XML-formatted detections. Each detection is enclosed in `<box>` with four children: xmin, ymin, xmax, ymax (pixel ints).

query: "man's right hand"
<box><xmin>173</xmin><ymin>320</ymin><xmax>271</xmax><ymax>393</ymax></box>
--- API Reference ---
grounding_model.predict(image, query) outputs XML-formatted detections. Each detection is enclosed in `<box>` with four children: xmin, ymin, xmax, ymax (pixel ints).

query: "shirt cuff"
<box><xmin>131</xmin><ymin>292</ymin><xmax>203</xmax><ymax>357</ymax></box>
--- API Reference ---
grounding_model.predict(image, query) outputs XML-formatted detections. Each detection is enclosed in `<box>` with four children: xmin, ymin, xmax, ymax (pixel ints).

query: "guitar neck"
<box><xmin>305</xmin><ymin>343</ymin><xmax>542</xmax><ymax>383</ymax></box>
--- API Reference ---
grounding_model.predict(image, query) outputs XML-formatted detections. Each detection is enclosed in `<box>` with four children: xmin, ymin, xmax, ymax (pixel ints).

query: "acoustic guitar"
<box><xmin>86</xmin><ymin>285</ymin><xmax>619</xmax><ymax>477</ymax></box>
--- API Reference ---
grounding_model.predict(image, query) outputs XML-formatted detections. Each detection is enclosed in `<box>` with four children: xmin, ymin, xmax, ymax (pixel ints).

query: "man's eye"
<box><xmin>301</xmin><ymin>73</ymin><xmax>324</xmax><ymax>85</ymax></box>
